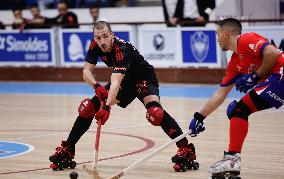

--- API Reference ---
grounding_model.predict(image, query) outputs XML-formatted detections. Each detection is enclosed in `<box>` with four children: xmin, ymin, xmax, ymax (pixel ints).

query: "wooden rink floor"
<box><xmin>0</xmin><ymin>92</ymin><xmax>284</xmax><ymax>179</ymax></box>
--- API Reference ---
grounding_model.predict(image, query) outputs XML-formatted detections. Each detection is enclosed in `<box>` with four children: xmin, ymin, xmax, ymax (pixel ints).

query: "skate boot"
<box><xmin>208</xmin><ymin>152</ymin><xmax>241</xmax><ymax>179</ymax></box>
<box><xmin>172</xmin><ymin>143</ymin><xmax>199</xmax><ymax>172</ymax></box>
<box><xmin>49</xmin><ymin>141</ymin><xmax>76</xmax><ymax>171</ymax></box>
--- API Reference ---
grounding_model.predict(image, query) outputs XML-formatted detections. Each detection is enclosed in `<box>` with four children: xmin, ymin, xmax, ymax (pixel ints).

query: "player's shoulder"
<box><xmin>238</xmin><ymin>32</ymin><xmax>267</xmax><ymax>42</ymax></box>
<box><xmin>114</xmin><ymin>36</ymin><xmax>135</xmax><ymax>52</ymax></box>
<box><xmin>114</xmin><ymin>36</ymin><xmax>130</xmax><ymax>47</ymax></box>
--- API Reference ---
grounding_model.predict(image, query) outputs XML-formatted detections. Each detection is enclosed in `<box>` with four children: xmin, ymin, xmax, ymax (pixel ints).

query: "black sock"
<box><xmin>67</xmin><ymin>116</ymin><xmax>93</xmax><ymax>146</ymax></box>
<box><xmin>161</xmin><ymin>110</ymin><xmax>188</xmax><ymax>148</ymax></box>
<box><xmin>67</xmin><ymin>96</ymin><xmax>101</xmax><ymax>146</ymax></box>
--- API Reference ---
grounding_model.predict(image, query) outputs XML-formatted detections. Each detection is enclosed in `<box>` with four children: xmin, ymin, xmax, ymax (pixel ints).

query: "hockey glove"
<box><xmin>189</xmin><ymin>112</ymin><xmax>206</xmax><ymax>137</ymax></box>
<box><xmin>94</xmin><ymin>83</ymin><xmax>108</xmax><ymax>101</ymax></box>
<box><xmin>235</xmin><ymin>71</ymin><xmax>260</xmax><ymax>93</ymax></box>
<box><xmin>95</xmin><ymin>104</ymin><xmax>110</xmax><ymax>125</ymax></box>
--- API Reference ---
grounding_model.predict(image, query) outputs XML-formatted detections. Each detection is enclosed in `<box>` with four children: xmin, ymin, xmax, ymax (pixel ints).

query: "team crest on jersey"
<box><xmin>190</xmin><ymin>31</ymin><xmax>209</xmax><ymax>62</ymax></box>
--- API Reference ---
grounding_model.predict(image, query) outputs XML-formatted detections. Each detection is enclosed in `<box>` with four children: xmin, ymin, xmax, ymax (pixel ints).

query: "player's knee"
<box><xmin>145</xmin><ymin>101</ymin><xmax>164</xmax><ymax>126</ymax></box>
<box><xmin>227</xmin><ymin>100</ymin><xmax>252</xmax><ymax>120</ymax></box>
<box><xmin>227</xmin><ymin>100</ymin><xmax>238</xmax><ymax>118</ymax></box>
<box><xmin>78</xmin><ymin>98</ymin><xmax>97</xmax><ymax>118</ymax></box>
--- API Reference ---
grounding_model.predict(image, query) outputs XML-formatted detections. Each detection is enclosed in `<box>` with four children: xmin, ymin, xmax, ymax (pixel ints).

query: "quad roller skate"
<box><xmin>172</xmin><ymin>143</ymin><xmax>199</xmax><ymax>172</ymax></box>
<box><xmin>49</xmin><ymin>141</ymin><xmax>76</xmax><ymax>171</ymax></box>
<box><xmin>208</xmin><ymin>152</ymin><xmax>241</xmax><ymax>179</ymax></box>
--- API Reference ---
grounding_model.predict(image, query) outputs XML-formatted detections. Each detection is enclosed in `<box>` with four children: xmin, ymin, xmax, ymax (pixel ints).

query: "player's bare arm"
<box><xmin>106</xmin><ymin>73</ymin><xmax>125</xmax><ymax>106</ymax></box>
<box><xmin>200</xmin><ymin>84</ymin><xmax>234</xmax><ymax>117</ymax></box>
<box><xmin>256</xmin><ymin>45</ymin><xmax>281</xmax><ymax>77</ymax></box>
<box><xmin>83</xmin><ymin>61</ymin><xmax>98</xmax><ymax>87</ymax></box>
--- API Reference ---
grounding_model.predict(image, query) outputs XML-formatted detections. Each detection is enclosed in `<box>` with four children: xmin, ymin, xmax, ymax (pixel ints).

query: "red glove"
<box><xmin>94</xmin><ymin>83</ymin><xmax>108</xmax><ymax>101</ymax></box>
<box><xmin>95</xmin><ymin>105</ymin><xmax>110</xmax><ymax>125</ymax></box>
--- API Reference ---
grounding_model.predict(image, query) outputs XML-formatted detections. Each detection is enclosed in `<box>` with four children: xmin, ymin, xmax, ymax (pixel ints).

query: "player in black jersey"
<box><xmin>49</xmin><ymin>21</ymin><xmax>198</xmax><ymax>172</ymax></box>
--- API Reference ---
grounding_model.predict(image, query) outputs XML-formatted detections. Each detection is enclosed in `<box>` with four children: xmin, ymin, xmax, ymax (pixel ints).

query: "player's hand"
<box><xmin>94</xmin><ymin>83</ymin><xmax>108</xmax><ymax>101</ymax></box>
<box><xmin>189</xmin><ymin>112</ymin><xmax>206</xmax><ymax>137</ymax></box>
<box><xmin>95</xmin><ymin>105</ymin><xmax>110</xmax><ymax>125</ymax></box>
<box><xmin>235</xmin><ymin>72</ymin><xmax>260</xmax><ymax>93</ymax></box>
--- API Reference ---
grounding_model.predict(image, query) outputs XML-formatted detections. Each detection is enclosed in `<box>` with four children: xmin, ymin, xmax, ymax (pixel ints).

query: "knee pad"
<box><xmin>227</xmin><ymin>100</ymin><xmax>238</xmax><ymax>118</ymax></box>
<box><xmin>78</xmin><ymin>98</ymin><xmax>98</xmax><ymax>118</ymax></box>
<box><xmin>145</xmin><ymin>101</ymin><xmax>164</xmax><ymax>126</ymax></box>
<box><xmin>227</xmin><ymin>100</ymin><xmax>252</xmax><ymax>120</ymax></box>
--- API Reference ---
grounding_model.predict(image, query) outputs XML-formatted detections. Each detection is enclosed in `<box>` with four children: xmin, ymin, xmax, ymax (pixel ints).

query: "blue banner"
<box><xmin>0</xmin><ymin>31</ymin><xmax>54</xmax><ymax>65</ymax></box>
<box><xmin>182</xmin><ymin>30</ymin><xmax>217</xmax><ymax>64</ymax></box>
<box><xmin>61</xmin><ymin>31</ymin><xmax>129</xmax><ymax>64</ymax></box>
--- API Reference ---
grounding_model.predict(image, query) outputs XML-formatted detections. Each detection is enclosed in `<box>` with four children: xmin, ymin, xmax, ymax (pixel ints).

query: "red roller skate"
<box><xmin>172</xmin><ymin>143</ymin><xmax>199</xmax><ymax>172</ymax></box>
<box><xmin>49</xmin><ymin>141</ymin><xmax>76</xmax><ymax>171</ymax></box>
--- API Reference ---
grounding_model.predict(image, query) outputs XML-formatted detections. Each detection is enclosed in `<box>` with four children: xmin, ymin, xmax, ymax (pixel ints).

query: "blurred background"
<box><xmin>0</xmin><ymin>0</ymin><xmax>283</xmax><ymax>83</ymax></box>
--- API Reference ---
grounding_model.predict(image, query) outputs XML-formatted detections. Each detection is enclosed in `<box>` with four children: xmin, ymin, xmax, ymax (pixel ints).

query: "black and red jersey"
<box><xmin>85</xmin><ymin>36</ymin><xmax>154</xmax><ymax>79</ymax></box>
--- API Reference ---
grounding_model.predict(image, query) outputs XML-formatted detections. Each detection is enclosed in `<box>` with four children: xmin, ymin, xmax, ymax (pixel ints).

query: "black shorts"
<box><xmin>116</xmin><ymin>71</ymin><xmax>159</xmax><ymax>108</ymax></box>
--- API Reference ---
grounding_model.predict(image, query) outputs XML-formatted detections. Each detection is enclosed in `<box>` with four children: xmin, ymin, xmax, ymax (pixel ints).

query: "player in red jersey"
<box><xmin>49</xmin><ymin>21</ymin><xmax>198</xmax><ymax>171</ymax></box>
<box><xmin>188</xmin><ymin>18</ymin><xmax>284</xmax><ymax>178</ymax></box>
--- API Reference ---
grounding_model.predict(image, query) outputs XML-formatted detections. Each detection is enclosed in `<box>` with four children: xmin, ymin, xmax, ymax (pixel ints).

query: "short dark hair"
<box><xmin>93</xmin><ymin>21</ymin><xmax>112</xmax><ymax>32</ymax></box>
<box><xmin>90</xmin><ymin>3</ymin><xmax>100</xmax><ymax>9</ymax></box>
<box><xmin>30</xmin><ymin>4</ymin><xmax>39</xmax><ymax>9</ymax></box>
<box><xmin>12</xmin><ymin>7</ymin><xmax>22</xmax><ymax>13</ymax></box>
<box><xmin>217</xmin><ymin>18</ymin><xmax>242</xmax><ymax>35</ymax></box>
<box><xmin>58</xmin><ymin>0</ymin><xmax>67</xmax><ymax>6</ymax></box>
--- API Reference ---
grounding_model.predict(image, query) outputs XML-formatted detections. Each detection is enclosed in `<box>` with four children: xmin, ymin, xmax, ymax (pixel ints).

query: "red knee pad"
<box><xmin>78</xmin><ymin>98</ymin><xmax>96</xmax><ymax>118</ymax></box>
<box><xmin>146</xmin><ymin>107</ymin><xmax>164</xmax><ymax>126</ymax></box>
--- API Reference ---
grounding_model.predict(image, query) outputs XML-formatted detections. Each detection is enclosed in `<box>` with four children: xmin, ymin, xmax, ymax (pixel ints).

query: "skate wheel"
<box><xmin>192</xmin><ymin>162</ymin><xmax>199</xmax><ymax>170</ymax></box>
<box><xmin>173</xmin><ymin>164</ymin><xmax>181</xmax><ymax>172</ymax></box>
<box><xmin>228</xmin><ymin>176</ymin><xmax>241</xmax><ymax>179</ymax></box>
<box><xmin>50</xmin><ymin>163</ymin><xmax>59</xmax><ymax>171</ymax></box>
<box><xmin>180</xmin><ymin>164</ymin><xmax>188</xmax><ymax>172</ymax></box>
<box><xmin>70</xmin><ymin>161</ymin><xmax>76</xmax><ymax>169</ymax></box>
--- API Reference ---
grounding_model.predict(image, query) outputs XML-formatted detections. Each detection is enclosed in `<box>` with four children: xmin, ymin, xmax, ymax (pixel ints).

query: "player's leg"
<box><xmin>49</xmin><ymin>96</ymin><xmax>101</xmax><ymax>170</ymax></box>
<box><xmin>209</xmin><ymin>82</ymin><xmax>276</xmax><ymax>177</ymax></box>
<box><xmin>137</xmin><ymin>77</ymin><xmax>198</xmax><ymax>172</ymax></box>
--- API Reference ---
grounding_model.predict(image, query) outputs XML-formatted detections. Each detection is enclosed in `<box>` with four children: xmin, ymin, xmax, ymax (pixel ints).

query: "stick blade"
<box><xmin>83</xmin><ymin>164</ymin><xmax>104</xmax><ymax>179</ymax></box>
<box><xmin>109</xmin><ymin>172</ymin><xmax>123</xmax><ymax>179</ymax></box>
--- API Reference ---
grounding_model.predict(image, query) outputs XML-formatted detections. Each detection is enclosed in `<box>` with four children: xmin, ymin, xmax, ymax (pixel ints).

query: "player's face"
<box><xmin>58</xmin><ymin>3</ymin><xmax>68</xmax><ymax>16</ymax></box>
<box><xmin>90</xmin><ymin>8</ymin><xmax>99</xmax><ymax>21</ymax></box>
<box><xmin>216</xmin><ymin>26</ymin><xmax>229</xmax><ymax>51</ymax></box>
<box><xmin>13</xmin><ymin>10</ymin><xmax>22</xmax><ymax>19</ymax></box>
<box><xmin>31</xmin><ymin>7</ymin><xmax>40</xmax><ymax>17</ymax></box>
<box><xmin>94</xmin><ymin>26</ymin><xmax>114</xmax><ymax>52</ymax></box>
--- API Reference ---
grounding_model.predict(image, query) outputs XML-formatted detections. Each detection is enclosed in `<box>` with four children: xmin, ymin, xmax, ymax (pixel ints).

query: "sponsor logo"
<box><xmin>190</xmin><ymin>31</ymin><xmax>209</xmax><ymax>62</ymax></box>
<box><xmin>0</xmin><ymin>35</ymin><xmax>48</xmax><ymax>52</ymax></box>
<box><xmin>266</xmin><ymin>91</ymin><xmax>284</xmax><ymax>105</ymax></box>
<box><xmin>114</xmin><ymin>67</ymin><xmax>126</xmax><ymax>71</ymax></box>
<box><xmin>153</xmin><ymin>34</ymin><xmax>165</xmax><ymax>51</ymax></box>
<box><xmin>68</xmin><ymin>34</ymin><xmax>84</xmax><ymax>61</ymax></box>
<box><xmin>249</xmin><ymin>40</ymin><xmax>264</xmax><ymax>53</ymax></box>
<box><xmin>248</xmin><ymin>63</ymin><xmax>258</xmax><ymax>73</ymax></box>
<box><xmin>144</xmin><ymin>33</ymin><xmax>175</xmax><ymax>61</ymax></box>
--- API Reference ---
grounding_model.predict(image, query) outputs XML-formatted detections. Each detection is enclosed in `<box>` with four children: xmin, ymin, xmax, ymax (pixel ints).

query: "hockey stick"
<box><xmin>109</xmin><ymin>130</ymin><xmax>192</xmax><ymax>179</ymax></box>
<box><xmin>83</xmin><ymin>101</ymin><xmax>104</xmax><ymax>179</ymax></box>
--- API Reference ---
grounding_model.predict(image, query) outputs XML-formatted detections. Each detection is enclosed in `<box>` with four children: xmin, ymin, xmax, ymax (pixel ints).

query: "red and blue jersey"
<box><xmin>221</xmin><ymin>32</ymin><xmax>284</xmax><ymax>87</ymax></box>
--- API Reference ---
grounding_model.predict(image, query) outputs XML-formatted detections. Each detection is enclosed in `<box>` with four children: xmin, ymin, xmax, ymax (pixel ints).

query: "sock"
<box><xmin>229</xmin><ymin>117</ymin><xmax>249</xmax><ymax>153</ymax></box>
<box><xmin>161</xmin><ymin>110</ymin><xmax>188</xmax><ymax>148</ymax></box>
<box><xmin>67</xmin><ymin>116</ymin><xmax>93</xmax><ymax>146</ymax></box>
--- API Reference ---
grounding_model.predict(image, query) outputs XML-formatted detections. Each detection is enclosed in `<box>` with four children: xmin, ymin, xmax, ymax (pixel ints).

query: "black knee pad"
<box><xmin>228</xmin><ymin>100</ymin><xmax>252</xmax><ymax>120</ymax></box>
